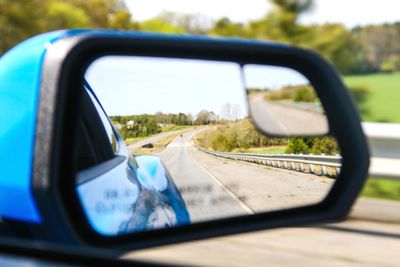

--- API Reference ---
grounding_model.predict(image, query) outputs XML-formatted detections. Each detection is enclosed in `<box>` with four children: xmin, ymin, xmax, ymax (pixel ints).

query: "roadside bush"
<box><xmin>264</xmin><ymin>85</ymin><xmax>316</xmax><ymax>102</ymax></box>
<box><xmin>211</xmin><ymin>133</ymin><xmax>236</xmax><ymax>152</ymax></box>
<box><xmin>293</xmin><ymin>86</ymin><xmax>316</xmax><ymax>102</ymax></box>
<box><xmin>285</xmin><ymin>136</ymin><xmax>339</xmax><ymax>155</ymax></box>
<box><xmin>311</xmin><ymin>137</ymin><xmax>339</xmax><ymax>155</ymax></box>
<box><xmin>285</xmin><ymin>138</ymin><xmax>310</xmax><ymax>154</ymax></box>
<box><xmin>196</xmin><ymin>119</ymin><xmax>288</xmax><ymax>152</ymax></box>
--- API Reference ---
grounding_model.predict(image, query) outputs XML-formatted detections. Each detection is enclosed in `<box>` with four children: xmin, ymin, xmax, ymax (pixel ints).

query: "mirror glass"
<box><xmin>244</xmin><ymin>65</ymin><xmax>329</xmax><ymax>136</ymax></box>
<box><xmin>76</xmin><ymin>56</ymin><xmax>341</xmax><ymax>236</ymax></box>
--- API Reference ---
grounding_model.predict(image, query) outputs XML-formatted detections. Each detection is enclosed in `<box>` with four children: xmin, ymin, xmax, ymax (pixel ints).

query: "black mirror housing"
<box><xmin>28</xmin><ymin>31</ymin><xmax>369</xmax><ymax>251</ymax></box>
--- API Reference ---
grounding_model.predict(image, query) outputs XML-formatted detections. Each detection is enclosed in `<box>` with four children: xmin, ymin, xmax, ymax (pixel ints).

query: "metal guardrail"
<box><xmin>195</xmin><ymin>145</ymin><xmax>341</xmax><ymax>177</ymax></box>
<box><xmin>194</xmin><ymin>122</ymin><xmax>400</xmax><ymax>179</ymax></box>
<box><xmin>363</xmin><ymin>122</ymin><xmax>400</xmax><ymax>179</ymax></box>
<box><xmin>279</xmin><ymin>101</ymin><xmax>324</xmax><ymax>114</ymax></box>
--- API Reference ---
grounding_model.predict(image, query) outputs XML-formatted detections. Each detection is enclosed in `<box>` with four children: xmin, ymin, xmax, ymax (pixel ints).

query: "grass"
<box><xmin>124</xmin><ymin>125</ymin><xmax>191</xmax><ymax>145</ymax></box>
<box><xmin>344</xmin><ymin>72</ymin><xmax>400</xmax><ymax>123</ymax></box>
<box><xmin>125</xmin><ymin>136</ymin><xmax>147</xmax><ymax>145</ymax></box>
<box><xmin>361</xmin><ymin>178</ymin><xmax>400</xmax><ymax>201</ymax></box>
<box><xmin>245</xmin><ymin>146</ymin><xmax>287</xmax><ymax>154</ymax></box>
<box><xmin>161</xmin><ymin>125</ymin><xmax>190</xmax><ymax>132</ymax></box>
<box><xmin>343</xmin><ymin>73</ymin><xmax>400</xmax><ymax>201</ymax></box>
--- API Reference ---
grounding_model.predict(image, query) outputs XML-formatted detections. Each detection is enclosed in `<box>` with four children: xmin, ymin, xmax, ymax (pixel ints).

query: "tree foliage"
<box><xmin>285</xmin><ymin>136</ymin><xmax>338</xmax><ymax>155</ymax></box>
<box><xmin>194</xmin><ymin>110</ymin><xmax>216</xmax><ymax>125</ymax></box>
<box><xmin>196</xmin><ymin>119</ymin><xmax>288</xmax><ymax>152</ymax></box>
<box><xmin>353</xmin><ymin>24</ymin><xmax>400</xmax><ymax>72</ymax></box>
<box><xmin>211</xmin><ymin>133</ymin><xmax>236</xmax><ymax>152</ymax></box>
<box><xmin>139</xmin><ymin>18</ymin><xmax>184</xmax><ymax>33</ymax></box>
<box><xmin>265</xmin><ymin>85</ymin><xmax>316</xmax><ymax>102</ymax></box>
<box><xmin>207</xmin><ymin>0</ymin><xmax>400</xmax><ymax>74</ymax></box>
<box><xmin>0</xmin><ymin>0</ymin><xmax>131</xmax><ymax>53</ymax></box>
<box><xmin>154</xmin><ymin>112</ymin><xmax>193</xmax><ymax>125</ymax></box>
<box><xmin>1</xmin><ymin>0</ymin><xmax>399</xmax><ymax>74</ymax></box>
<box><xmin>111</xmin><ymin>114</ymin><xmax>161</xmax><ymax>138</ymax></box>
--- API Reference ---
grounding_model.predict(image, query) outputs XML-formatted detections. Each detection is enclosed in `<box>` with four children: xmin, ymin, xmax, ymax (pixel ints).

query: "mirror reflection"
<box><xmin>244</xmin><ymin>65</ymin><xmax>329</xmax><ymax>136</ymax></box>
<box><xmin>76</xmin><ymin>56</ymin><xmax>340</xmax><ymax>236</ymax></box>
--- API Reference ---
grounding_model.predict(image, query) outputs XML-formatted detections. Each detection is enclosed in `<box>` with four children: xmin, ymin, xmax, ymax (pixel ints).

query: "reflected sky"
<box><xmin>244</xmin><ymin>65</ymin><xmax>310</xmax><ymax>90</ymax></box>
<box><xmin>85</xmin><ymin>56</ymin><xmax>248</xmax><ymax>117</ymax></box>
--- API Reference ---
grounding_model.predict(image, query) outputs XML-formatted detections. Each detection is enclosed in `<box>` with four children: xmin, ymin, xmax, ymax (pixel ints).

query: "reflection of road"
<box><xmin>160</xmin><ymin>129</ymin><xmax>251</xmax><ymax>222</ymax></box>
<box><xmin>250</xmin><ymin>94</ymin><xmax>329</xmax><ymax>135</ymax></box>
<box><xmin>160</xmin><ymin>129</ymin><xmax>333</xmax><ymax>222</ymax></box>
<box><xmin>128</xmin><ymin>129</ymin><xmax>188</xmax><ymax>153</ymax></box>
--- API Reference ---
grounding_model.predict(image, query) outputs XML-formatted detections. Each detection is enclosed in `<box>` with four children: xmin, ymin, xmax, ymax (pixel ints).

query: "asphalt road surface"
<box><xmin>249</xmin><ymin>94</ymin><xmax>329</xmax><ymax>136</ymax></box>
<box><xmin>159</xmin><ymin>129</ymin><xmax>333</xmax><ymax>223</ymax></box>
<box><xmin>160</xmin><ymin>129</ymin><xmax>251</xmax><ymax>222</ymax></box>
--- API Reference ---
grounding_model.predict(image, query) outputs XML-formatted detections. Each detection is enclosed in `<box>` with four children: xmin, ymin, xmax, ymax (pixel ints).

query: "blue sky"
<box><xmin>86</xmin><ymin>56</ymin><xmax>247</xmax><ymax>116</ymax></box>
<box><xmin>244</xmin><ymin>65</ymin><xmax>309</xmax><ymax>90</ymax></box>
<box><xmin>85</xmin><ymin>57</ymin><xmax>309</xmax><ymax>116</ymax></box>
<box><xmin>125</xmin><ymin>0</ymin><xmax>400</xmax><ymax>28</ymax></box>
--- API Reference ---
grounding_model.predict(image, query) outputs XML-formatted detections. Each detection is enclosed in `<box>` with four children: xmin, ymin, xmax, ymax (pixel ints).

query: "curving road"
<box><xmin>128</xmin><ymin>129</ymin><xmax>189</xmax><ymax>153</ymax></box>
<box><xmin>159</xmin><ymin>129</ymin><xmax>333</xmax><ymax>223</ymax></box>
<box><xmin>249</xmin><ymin>94</ymin><xmax>329</xmax><ymax>136</ymax></box>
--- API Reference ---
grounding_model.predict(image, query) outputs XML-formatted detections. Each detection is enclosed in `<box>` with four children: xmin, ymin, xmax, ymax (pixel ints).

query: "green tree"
<box><xmin>285</xmin><ymin>137</ymin><xmax>310</xmax><ymax>154</ymax></box>
<box><xmin>157</xmin><ymin>12</ymin><xmax>209</xmax><ymax>34</ymax></box>
<box><xmin>0</xmin><ymin>0</ymin><xmax>44</xmax><ymax>53</ymax></box>
<box><xmin>308</xmin><ymin>23</ymin><xmax>362</xmax><ymax>74</ymax></box>
<box><xmin>293</xmin><ymin>85</ymin><xmax>316</xmax><ymax>102</ymax></box>
<box><xmin>269</xmin><ymin>0</ymin><xmax>313</xmax><ymax>43</ymax></box>
<box><xmin>209</xmin><ymin>18</ymin><xmax>248</xmax><ymax>38</ymax></box>
<box><xmin>211</xmin><ymin>133</ymin><xmax>236</xmax><ymax>152</ymax></box>
<box><xmin>195</xmin><ymin>110</ymin><xmax>216</xmax><ymax>125</ymax></box>
<box><xmin>247</xmin><ymin>0</ymin><xmax>313</xmax><ymax>44</ymax></box>
<box><xmin>286</xmin><ymin>136</ymin><xmax>338</xmax><ymax>155</ymax></box>
<box><xmin>45</xmin><ymin>2</ymin><xmax>92</xmax><ymax>30</ymax></box>
<box><xmin>311</xmin><ymin>137</ymin><xmax>338</xmax><ymax>155</ymax></box>
<box><xmin>353</xmin><ymin>25</ymin><xmax>400</xmax><ymax>72</ymax></box>
<box><xmin>67</xmin><ymin>0</ymin><xmax>127</xmax><ymax>28</ymax></box>
<box><xmin>139</xmin><ymin>18</ymin><xmax>185</xmax><ymax>34</ymax></box>
<box><xmin>109</xmin><ymin>10</ymin><xmax>138</xmax><ymax>30</ymax></box>
<box><xmin>0</xmin><ymin>0</ymin><xmax>132</xmax><ymax>53</ymax></box>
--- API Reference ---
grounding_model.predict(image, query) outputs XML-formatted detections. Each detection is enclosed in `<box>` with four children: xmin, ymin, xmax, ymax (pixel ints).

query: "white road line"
<box><xmin>189</xmin><ymin>147</ymin><xmax>254</xmax><ymax>215</ymax></box>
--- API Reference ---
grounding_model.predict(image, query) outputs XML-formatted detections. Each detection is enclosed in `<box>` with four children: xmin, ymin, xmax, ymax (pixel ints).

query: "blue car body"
<box><xmin>0</xmin><ymin>30</ymin><xmax>190</xmax><ymax>234</ymax></box>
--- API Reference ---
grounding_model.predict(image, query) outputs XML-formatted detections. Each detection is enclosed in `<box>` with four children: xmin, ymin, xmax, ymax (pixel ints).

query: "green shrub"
<box><xmin>311</xmin><ymin>137</ymin><xmax>338</xmax><ymax>154</ymax></box>
<box><xmin>293</xmin><ymin>86</ymin><xmax>317</xmax><ymax>102</ymax></box>
<box><xmin>211</xmin><ymin>133</ymin><xmax>236</xmax><ymax>152</ymax></box>
<box><xmin>286</xmin><ymin>136</ymin><xmax>339</xmax><ymax>155</ymax></box>
<box><xmin>285</xmin><ymin>137</ymin><xmax>310</xmax><ymax>154</ymax></box>
<box><xmin>264</xmin><ymin>85</ymin><xmax>316</xmax><ymax>102</ymax></box>
<box><xmin>196</xmin><ymin>119</ymin><xmax>288</xmax><ymax>152</ymax></box>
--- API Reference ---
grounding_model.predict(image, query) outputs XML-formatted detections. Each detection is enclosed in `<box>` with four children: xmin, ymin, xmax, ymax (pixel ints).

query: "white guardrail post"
<box><xmin>194</xmin><ymin>122</ymin><xmax>400</xmax><ymax>179</ymax></box>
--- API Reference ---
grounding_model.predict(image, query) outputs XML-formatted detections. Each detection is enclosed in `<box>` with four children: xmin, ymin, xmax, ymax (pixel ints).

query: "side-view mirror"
<box><xmin>0</xmin><ymin>30</ymin><xmax>369</xmax><ymax>253</ymax></box>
